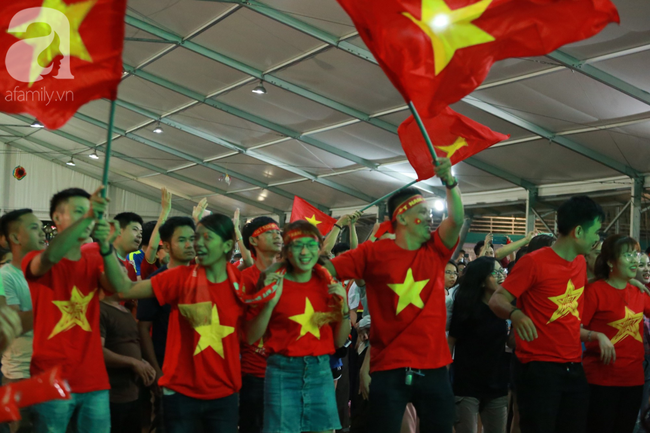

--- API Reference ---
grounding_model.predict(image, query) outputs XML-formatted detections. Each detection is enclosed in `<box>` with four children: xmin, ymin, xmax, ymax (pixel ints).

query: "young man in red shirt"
<box><xmin>489</xmin><ymin>196</ymin><xmax>605</xmax><ymax>433</ymax></box>
<box><xmin>238</xmin><ymin>216</ymin><xmax>282</xmax><ymax>433</ymax></box>
<box><xmin>326</xmin><ymin>157</ymin><xmax>463</xmax><ymax>433</ymax></box>
<box><xmin>112</xmin><ymin>212</ymin><xmax>144</xmax><ymax>282</ymax></box>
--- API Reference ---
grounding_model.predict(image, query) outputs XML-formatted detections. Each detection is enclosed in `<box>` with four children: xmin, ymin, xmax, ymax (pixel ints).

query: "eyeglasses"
<box><xmin>622</xmin><ymin>252</ymin><xmax>642</xmax><ymax>262</ymax></box>
<box><xmin>445</xmin><ymin>270</ymin><xmax>458</xmax><ymax>276</ymax></box>
<box><xmin>290</xmin><ymin>242</ymin><xmax>320</xmax><ymax>253</ymax></box>
<box><xmin>491</xmin><ymin>269</ymin><xmax>507</xmax><ymax>276</ymax></box>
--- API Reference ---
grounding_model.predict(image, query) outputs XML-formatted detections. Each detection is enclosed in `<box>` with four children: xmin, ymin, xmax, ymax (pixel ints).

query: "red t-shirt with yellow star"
<box><xmin>261</xmin><ymin>274</ymin><xmax>337</xmax><ymax>358</ymax></box>
<box><xmin>22</xmin><ymin>244</ymin><xmax>109</xmax><ymax>393</ymax></box>
<box><xmin>331</xmin><ymin>230</ymin><xmax>456</xmax><ymax>373</ymax></box>
<box><xmin>151</xmin><ymin>265</ymin><xmax>244</xmax><ymax>399</ymax></box>
<box><xmin>582</xmin><ymin>280</ymin><xmax>650</xmax><ymax>387</ymax></box>
<box><xmin>502</xmin><ymin>247</ymin><xmax>587</xmax><ymax>364</ymax></box>
<box><xmin>240</xmin><ymin>265</ymin><xmax>267</xmax><ymax>377</ymax></box>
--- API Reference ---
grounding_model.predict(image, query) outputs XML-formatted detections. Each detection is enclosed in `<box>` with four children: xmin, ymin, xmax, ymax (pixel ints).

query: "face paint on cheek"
<box><xmin>415</xmin><ymin>218</ymin><xmax>422</xmax><ymax>225</ymax></box>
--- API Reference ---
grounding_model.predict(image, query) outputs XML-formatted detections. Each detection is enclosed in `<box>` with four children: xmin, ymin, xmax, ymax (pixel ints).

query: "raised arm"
<box><xmin>144</xmin><ymin>188</ymin><xmax>172</xmax><ymax>265</ymax></box>
<box><xmin>322</xmin><ymin>211</ymin><xmax>362</xmax><ymax>256</ymax></box>
<box><xmin>233</xmin><ymin>208</ymin><xmax>253</xmax><ymax>268</ymax></box>
<box><xmin>495</xmin><ymin>231</ymin><xmax>536</xmax><ymax>261</ymax></box>
<box><xmin>349</xmin><ymin>214</ymin><xmax>359</xmax><ymax>250</ymax></box>
<box><xmin>435</xmin><ymin>158</ymin><xmax>464</xmax><ymax>249</ymax></box>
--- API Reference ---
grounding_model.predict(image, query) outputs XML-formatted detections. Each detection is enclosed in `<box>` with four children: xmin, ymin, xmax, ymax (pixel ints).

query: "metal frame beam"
<box><xmin>631</xmin><ymin>177</ymin><xmax>644</xmax><ymax>239</ymax></box>
<box><xmin>5</xmin><ymin>115</ymin><xmax>280</xmax><ymax>215</ymax></box>
<box><xmin>462</xmin><ymin>97</ymin><xmax>641</xmax><ymax>178</ymax></box>
<box><xmin>525</xmin><ymin>187</ymin><xmax>538</xmax><ymax>233</ymax></box>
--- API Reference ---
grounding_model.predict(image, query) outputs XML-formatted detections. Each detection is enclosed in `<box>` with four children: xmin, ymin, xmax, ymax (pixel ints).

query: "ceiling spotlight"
<box><xmin>252</xmin><ymin>81</ymin><xmax>267</xmax><ymax>95</ymax></box>
<box><xmin>434</xmin><ymin>199</ymin><xmax>445</xmax><ymax>212</ymax></box>
<box><xmin>153</xmin><ymin>122</ymin><xmax>163</xmax><ymax>134</ymax></box>
<box><xmin>30</xmin><ymin>120</ymin><xmax>44</xmax><ymax>128</ymax></box>
<box><xmin>66</xmin><ymin>157</ymin><xmax>76</xmax><ymax>167</ymax></box>
<box><xmin>89</xmin><ymin>149</ymin><xmax>100</xmax><ymax>160</ymax></box>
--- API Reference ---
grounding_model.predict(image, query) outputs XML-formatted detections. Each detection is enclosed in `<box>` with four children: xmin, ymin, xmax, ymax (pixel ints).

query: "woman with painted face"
<box><xmin>581</xmin><ymin>234</ymin><xmax>650</xmax><ymax>433</ymax></box>
<box><xmin>447</xmin><ymin>257</ymin><xmax>509</xmax><ymax>433</ymax></box>
<box><xmin>102</xmin><ymin>213</ymin><xmax>246</xmax><ymax>433</ymax></box>
<box><xmin>245</xmin><ymin>220</ymin><xmax>351</xmax><ymax>433</ymax></box>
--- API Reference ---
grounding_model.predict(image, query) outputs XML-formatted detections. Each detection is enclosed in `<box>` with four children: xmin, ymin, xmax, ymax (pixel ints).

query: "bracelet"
<box><xmin>236</xmin><ymin>238</ymin><xmax>242</xmax><ymax>242</ymax></box>
<box><xmin>445</xmin><ymin>177</ymin><xmax>459</xmax><ymax>190</ymax></box>
<box><xmin>508</xmin><ymin>307</ymin><xmax>520</xmax><ymax>319</ymax></box>
<box><xmin>100</xmin><ymin>244</ymin><xmax>114</xmax><ymax>257</ymax></box>
<box><xmin>334</xmin><ymin>224</ymin><xmax>343</xmax><ymax>230</ymax></box>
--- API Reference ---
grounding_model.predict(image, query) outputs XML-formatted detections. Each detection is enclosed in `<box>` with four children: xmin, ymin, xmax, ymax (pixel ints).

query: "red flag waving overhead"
<box><xmin>0</xmin><ymin>0</ymin><xmax>128</xmax><ymax>129</ymax></box>
<box><xmin>290</xmin><ymin>196</ymin><xmax>337</xmax><ymax>236</ymax></box>
<box><xmin>398</xmin><ymin>107</ymin><xmax>509</xmax><ymax>181</ymax></box>
<box><xmin>337</xmin><ymin>0</ymin><xmax>619</xmax><ymax>117</ymax></box>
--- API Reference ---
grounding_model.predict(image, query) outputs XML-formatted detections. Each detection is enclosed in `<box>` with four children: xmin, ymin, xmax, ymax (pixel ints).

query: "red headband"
<box><xmin>252</xmin><ymin>222</ymin><xmax>280</xmax><ymax>238</ymax></box>
<box><xmin>283</xmin><ymin>229</ymin><xmax>319</xmax><ymax>245</ymax></box>
<box><xmin>391</xmin><ymin>195</ymin><xmax>425</xmax><ymax>221</ymax></box>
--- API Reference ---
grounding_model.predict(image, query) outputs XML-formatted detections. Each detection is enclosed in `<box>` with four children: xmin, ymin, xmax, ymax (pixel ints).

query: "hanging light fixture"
<box><xmin>153</xmin><ymin>122</ymin><xmax>163</xmax><ymax>134</ymax></box>
<box><xmin>30</xmin><ymin>120</ymin><xmax>44</xmax><ymax>128</ymax></box>
<box><xmin>66</xmin><ymin>157</ymin><xmax>76</xmax><ymax>166</ymax></box>
<box><xmin>252</xmin><ymin>80</ymin><xmax>267</xmax><ymax>95</ymax></box>
<box><xmin>89</xmin><ymin>149</ymin><xmax>100</xmax><ymax>159</ymax></box>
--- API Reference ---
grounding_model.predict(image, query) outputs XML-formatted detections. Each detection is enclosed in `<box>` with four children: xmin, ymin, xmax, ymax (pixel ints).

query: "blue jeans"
<box><xmin>32</xmin><ymin>390</ymin><xmax>110</xmax><ymax>433</ymax></box>
<box><xmin>163</xmin><ymin>391</ymin><xmax>238</xmax><ymax>433</ymax></box>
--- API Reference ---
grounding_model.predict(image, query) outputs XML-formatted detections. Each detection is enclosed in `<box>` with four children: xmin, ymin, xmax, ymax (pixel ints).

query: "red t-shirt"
<box><xmin>582</xmin><ymin>280</ymin><xmax>650</xmax><ymax>386</ymax></box>
<box><xmin>331</xmin><ymin>230</ymin><xmax>456</xmax><ymax>372</ymax></box>
<box><xmin>140</xmin><ymin>259</ymin><xmax>158</xmax><ymax>280</ymax></box>
<box><xmin>151</xmin><ymin>265</ymin><xmax>244</xmax><ymax>399</ymax></box>
<box><xmin>240</xmin><ymin>265</ymin><xmax>267</xmax><ymax>377</ymax></box>
<box><xmin>22</xmin><ymin>243</ymin><xmax>110</xmax><ymax>393</ymax></box>
<box><xmin>502</xmin><ymin>247</ymin><xmax>587</xmax><ymax>364</ymax></box>
<box><xmin>121</xmin><ymin>257</ymin><xmax>137</xmax><ymax>282</ymax></box>
<box><xmin>261</xmin><ymin>274</ymin><xmax>337</xmax><ymax>357</ymax></box>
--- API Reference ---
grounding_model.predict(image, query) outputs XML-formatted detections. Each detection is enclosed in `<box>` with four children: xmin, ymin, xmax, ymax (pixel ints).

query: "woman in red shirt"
<box><xmin>581</xmin><ymin>234</ymin><xmax>650</xmax><ymax>433</ymax></box>
<box><xmin>246</xmin><ymin>220</ymin><xmax>351</xmax><ymax>433</ymax></box>
<box><xmin>107</xmin><ymin>213</ymin><xmax>245</xmax><ymax>433</ymax></box>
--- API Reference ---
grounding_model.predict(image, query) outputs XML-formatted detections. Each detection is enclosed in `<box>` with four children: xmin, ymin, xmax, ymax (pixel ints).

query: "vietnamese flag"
<box><xmin>0</xmin><ymin>0</ymin><xmax>128</xmax><ymax>129</ymax></box>
<box><xmin>290</xmin><ymin>196</ymin><xmax>337</xmax><ymax>236</ymax></box>
<box><xmin>337</xmin><ymin>0</ymin><xmax>619</xmax><ymax>117</ymax></box>
<box><xmin>398</xmin><ymin>107</ymin><xmax>509</xmax><ymax>180</ymax></box>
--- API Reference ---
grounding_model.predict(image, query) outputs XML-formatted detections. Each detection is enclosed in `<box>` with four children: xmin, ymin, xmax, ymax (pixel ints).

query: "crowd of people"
<box><xmin>0</xmin><ymin>155</ymin><xmax>649</xmax><ymax>433</ymax></box>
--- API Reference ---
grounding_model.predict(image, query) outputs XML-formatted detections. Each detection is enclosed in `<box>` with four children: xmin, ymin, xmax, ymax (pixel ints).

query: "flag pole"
<box><xmin>360</xmin><ymin>180</ymin><xmax>418</xmax><ymax>212</ymax></box>
<box><xmin>100</xmin><ymin>100</ymin><xmax>117</xmax><ymax>202</ymax></box>
<box><xmin>407</xmin><ymin>101</ymin><xmax>440</xmax><ymax>166</ymax></box>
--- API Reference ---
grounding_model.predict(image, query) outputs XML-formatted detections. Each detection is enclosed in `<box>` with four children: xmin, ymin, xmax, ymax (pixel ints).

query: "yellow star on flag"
<box><xmin>180</xmin><ymin>303</ymin><xmax>235</xmax><ymax>358</ymax></box>
<box><xmin>403</xmin><ymin>0</ymin><xmax>495</xmax><ymax>75</ymax></box>
<box><xmin>435</xmin><ymin>137</ymin><xmax>468</xmax><ymax>159</ymax></box>
<box><xmin>305</xmin><ymin>215</ymin><xmax>322</xmax><ymax>226</ymax></box>
<box><xmin>7</xmin><ymin>0</ymin><xmax>97</xmax><ymax>86</ymax></box>
<box><xmin>608</xmin><ymin>306</ymin><xmax>643</xmax><ymax>345</ymax></box>
<box><xmin>547</xmin><ymin>280</ymin><xmax>584</xmax><ymax>324</ymax></box>
<box><xmin>289</xmin><ymin>298</ymin><xmax>322</xmax><ymax>340</ymax></box>
<box><xmin>48</xmin><ymin>286</ymin><xmax>95</xmax><ymax>339</ymax></box>
<box><xmin>387</xmin><ymin>268</ymin><xmax>429</xmax><ymax>315</ymax></box>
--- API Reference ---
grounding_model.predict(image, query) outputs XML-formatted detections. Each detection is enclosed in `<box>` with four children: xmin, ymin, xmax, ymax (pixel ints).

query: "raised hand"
<box><xmin>161</xmin><ymin>187</ymin><xmax>172</xmax><ymax>218</ymax></box>
<box><xmin>86</xmin><ymin>186</ymin><xmax>110</xmax><ymax>219</ymax></box>
<box><xmin>192</xmin><ymin>198</ymin><xmax>208</xmax><ymax>223</ymax></box>
<box><xmin>233</xmin><ymin>208</ymin><xmax>241</xmax><ymax>231</ymax></box>
<box><xmin>432</xmin><ymin>157</ymin><xmax>454</xmax><ymax>184</ymax></box>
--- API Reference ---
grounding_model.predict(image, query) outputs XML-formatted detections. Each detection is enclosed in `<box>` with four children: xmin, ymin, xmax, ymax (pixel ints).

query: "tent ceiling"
<box><xmin>1</xmin><ymin>0</ymin><xmax>648</xmax><ymax>219</ymax></box>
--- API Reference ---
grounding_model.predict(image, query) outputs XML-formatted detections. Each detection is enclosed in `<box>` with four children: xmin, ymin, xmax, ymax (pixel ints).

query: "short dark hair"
<box><xmin>446</xmin><ymin>260</ymin><xmax>458</xmax><ymax>272</ymax></box>
<box><xmin>281</xmin><ymin>220</ymin><xmax>325</xmax><ymax>273</ymax></box>
<box><xmin>594</xmin><ymin>234</ymin><xmax>639</xmax><ymax>280</ymax></box>
<box><xmin>241</xmin><ymin>216</ymin><xmax>278</xmax><ymax>254</ymax></box>
<box><xmin>159</xmin><ymin>217</ymin><xmax>195</xmax><ymax>243</ymax></box>
<box><xmin>0</xmin><ymin>209</ymin><xmax>33</xmax><ymax>240</ymax></box>
<box><xmin>49</xmin><ymin>188</ymin><xmax>90</xmax><ymax>219</ymax></box>
<box><xmin>332</xmin><ymin>243</ymin><xmax>350</xmax><ymax>256</ymax></box>
<box><xmin>387</xmin><ymin>187</ymin><xmax>421</xmax><ymax>226</ymax></box>
<box><xmin>473</xmin><ymin>240</ymin><xmax>492</xmax><ymax>257</ymax></box>
<box><xmin>141</xmin><ymin>221</ymin><xmax>157</xmax><ymax>246</ymax></box>
<box><xmin>113</xmin><ymin>212</ymin><xmax>144</xmax><ymax>230</ymax></box>
<box><xmin>556</xmin><ymin>196</ymin><xmax>605</xmax><ymax>237</ymax></box>
<box><xmin>459</xmin><ymin>249</ymin><xmax>466</xmax><ymax>255</ymax></box>
<box><xmin>199</xmin><ymin>213</ymin><xmax>236</xmax><ymax>260</ymax></box>
<box><xmin>528</xmin><ymin>235</ymin><xmax>555</xmax><ymax>253</ymax></box>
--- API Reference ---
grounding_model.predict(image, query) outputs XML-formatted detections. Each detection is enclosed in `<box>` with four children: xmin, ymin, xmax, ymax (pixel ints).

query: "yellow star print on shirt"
<box><xmin>289</xmin><ymin>298</ymin><xmax>322</xmax><ymax>340</ymax></box>
<box><xmin>403</xmin><ymin>0</ymin><xmax>495</xmax><ymax>75</ymax></box>
<box><xmin>48</xmin><ymin>286</ymin><xmax>95</xmax><ymax>339</ymax></box>
<box><xmin>7</xmin><ymin>0</ymin><xmax>96</xmax><ymax>86</ymax></box>
<box><xmin>435</xmin><ymin>137</ymin><xmax>468</xmax><ymax>159</ymax></box>
<box><xmin>608</xmin><ymin>306</ymin><xmax>643</xmax><ymax>345</ymax></box>
<box><xmin>178</xmin><ymin>302</ymin><xmax>235</xmax><ymax>358</ymax></box>
<box><xmin>387</xmin><ymin>268</ymin><xmax>430</xmax><ymax>315</ymax></box>
<box><xmin>547</xmin><ymin>280</ymin><xmax>584</xmax><ymax>324</ymax></box>
<box><xmin>305</xmin><ymin>215</ymin><xmax>322</xmax><ymax>226</ymax></box>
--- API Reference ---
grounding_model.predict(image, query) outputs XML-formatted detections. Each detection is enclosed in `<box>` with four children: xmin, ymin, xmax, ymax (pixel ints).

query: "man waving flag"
<box><xmin>0</xmin><ymin>0</ymin><xmax>128</xmax><ymax>129</ymax></box>
<box><xmin>337</xmin><ymin>0</ymin><xmax>619</xmax><ymax>117</ymax></box>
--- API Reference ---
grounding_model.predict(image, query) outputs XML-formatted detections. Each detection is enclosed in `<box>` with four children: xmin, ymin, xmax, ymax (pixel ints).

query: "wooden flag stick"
<box><xmin>101</xmin><ymin>100</ymin><xmax>117</xmax><ymax>200</ymax></box>
<box><xmin>360</xmin><ymin>180</ymin><xmax>418</xmax><ymax>212</ymax></box>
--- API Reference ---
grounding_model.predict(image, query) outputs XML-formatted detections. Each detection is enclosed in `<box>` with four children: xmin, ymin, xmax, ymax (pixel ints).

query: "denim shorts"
<box><xmin>264</xmin><ymin>354</ymin><xmax>341</xmax><ymax>433</ymax></box>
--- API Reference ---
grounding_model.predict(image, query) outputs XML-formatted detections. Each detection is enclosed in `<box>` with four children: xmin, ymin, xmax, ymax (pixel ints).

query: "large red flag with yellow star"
<box><xmin>337</xmin><ymin>0</ymin><xmax>619</xmax><ymax>117</ymax></box>
<box><xmin>0</xmin><ymin>0</ymin><xmax>127</xmax><ymax>129</ymax></box>
<box><xmin>290</xmin><ymin>196</ymin><xmax>337</xmax><ymax>236</ymax></box>
<box><xmin>398</xmin><ymin>107</ymin><xmax>509</xmax><ymax>180</ymax></box>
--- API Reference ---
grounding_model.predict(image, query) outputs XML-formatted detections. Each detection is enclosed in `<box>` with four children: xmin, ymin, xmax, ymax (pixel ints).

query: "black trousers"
<box><xmin>110</xmin><ymin>400</ymin><xmax>142</xmax><ymax>433</ymax></box>
<box><xmin>239</xmin><ymin>375</ymin><xmax>265</xmax><ymax>433</ymax></box>
<box><xmin>586</xmin><ymin>384</ymin><xmax>644</xmax><ymax>433</ymax></box>
<box><xmin>515</xmin><ymin>360</ymin><xmax>590</xmax><ymax>433</ymax></box>
<box><xmin>368</xmin><ymin>367</ymin><xmax>454</xmax><ymax>433</ymax></box>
